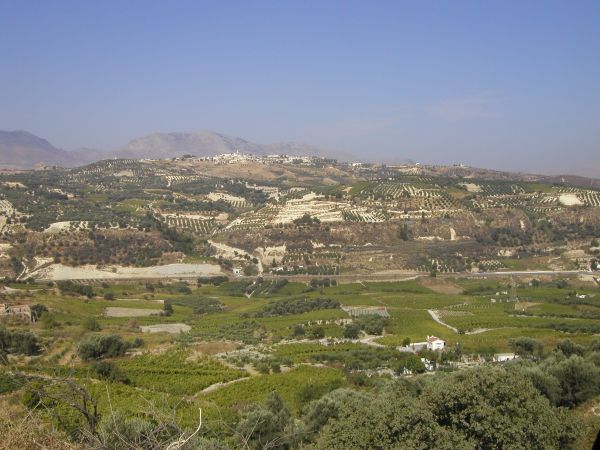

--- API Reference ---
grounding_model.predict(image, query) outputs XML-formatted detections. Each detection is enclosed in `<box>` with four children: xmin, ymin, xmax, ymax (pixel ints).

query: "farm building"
<box><xmin>426</xmin><ymin>336</ymin><xmax>445</xmax><ymax>351</ymax></box>
<box><xmin>232</xmin><ymin>267</ymin><xmax>242</xmax><ymax>277</ymax></box>
<box><xmin>0</xmin><ymin>303</ymin><xmax>32</xmax><ymax>321</ymax></box>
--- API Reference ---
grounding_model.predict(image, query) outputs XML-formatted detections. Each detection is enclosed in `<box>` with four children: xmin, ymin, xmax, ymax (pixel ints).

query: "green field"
<box><xmin>2</xmin><ymin>274</ymin><xmax>599</xmax><ymax>447</ymax></box>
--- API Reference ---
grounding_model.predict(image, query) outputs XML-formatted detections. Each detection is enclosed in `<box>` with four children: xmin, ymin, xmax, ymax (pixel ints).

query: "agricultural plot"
<box><xmin>272</xmin><ymin>195</ymin><xmax>345</xmax><ymax>224</ymax></box>
<box><xmin>2</xmin><ymin>272</ymin><xmax>599</xmax><ymax>443</ymax></box>
<box><xmin>164</xmin><ymin>175</ymin><xmax>202</xmax><ymax>186</ymax></box>
<box><xmin>556</xmin><ymin>187</ymin><xmax>600</xmax><ymax>207</ymax></box>
<box><xmin>364</xmin><ymin>181</ymin><xmax>442</xmax><ymax>199</ymax></box>
<box><xmin>0</xmin><ymin>199</ymin><xmax>18</xmax><ymax>216</ymax></box>
<box><xmin>271</xmin><ymin>264</ymin><xmax>340</xmax><ymax>276</ymax></box>
<box><xmin>0</xmin><ymin>198</ymin><xmax>24</xmax><ymax>233</ymax></box>
<box><xmin>392</xmin><ymin>194</ymin><xmax>458</xmax><ymax>211</ymax></box>
<box><xmin>202</xmin><ymin>365</ymin><xmax>345</xmax><ymax>414</ymax></box>
<box><xmin>160</xmin><ymin>214</ymin><xmax>216</xmax><ymax>234</ymax></box>
<box><xmin>476</xmin><ymin>259</ymin><xmax>506</xmax><ymax>272</ymax></box>
<box><xmin>341</xmin><ymin>305</ymin><xmax>389</xmax><ymax>317</ymax></box>
<box><xmin>245</xmin><ymin>182</ymin><xmax>281</xmax><ymax>199</ymax></box>
<box><xmin>104</xmin><ymin>307</ymin><xmax>162</xmax><ymax>317</ymax></box>
<box><xmin>67</xmin><ymin>159</ymin><xmax>151</xmax><ymax>181</ymax></box>
<box><xmin>140</xmin><ymin>323</ymin><xmax>191</xmax><ymax>333</ymax></box>
<box><xmin>474</xmin><ymin>183</ymin><xmax>526</xmax><ymax>196</ymax></box>
<box><xmin>225</xmin><ymin>205</ymin><xmax>279</xmax><ymax>230</ymax></box>
<box><xmin>578</xmin><ymin>190</ymin><xmax>600</xmax><ymax>206</ymax></box>
<box><xmin>412</xmin><ymin>258</ymin><xmax>460</xmax><ymax>273</ymax></box>
<box><xmin>43</xmin><ymin>220</ymin><xmax>89</xmax><ymax>234</ymax></box>
<box><xmin>469</xmin><ymin>193</ymin><xmax>558</xmax><ymax>211</ymax></box>
<box><xmin>229</xmin><ymin>199</ymin><xmax>385</xmax><ymax>229</ymax></box>
<box><xmin>207</xmin><ymin>192</ymin><xmax>248</xmax><ymax>208</ymax></box>
<box><xmin>342</xmin><ymin>208</ymin><xmax>385</xmax><ymax>222</ymax></box>
<box><xmin>118</xmin><ymin>350</ymin><xmax>246</xmax><ymax>395</ymax></box>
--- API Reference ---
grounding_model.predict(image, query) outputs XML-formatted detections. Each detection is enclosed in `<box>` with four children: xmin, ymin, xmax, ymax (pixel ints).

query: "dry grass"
<box><xmin>0</xmin><ymin>395</ymin><xmax>78</xmax><ymax>450</ymax></box>
<box><xmin>514</xmin><ymin>301</ymin><xmax>542</xmax><ymax>311</ymax></box>
<box><xmin>192</xmin><ymin>341</ymin><xmax>238</xmax><ymax>355</ymax></box>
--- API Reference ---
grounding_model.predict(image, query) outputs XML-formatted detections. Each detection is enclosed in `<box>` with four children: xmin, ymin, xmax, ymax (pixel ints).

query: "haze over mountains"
<box><xmin>0</xmin><ymin>130</ymin><xmax>75</xmax><ymax>167</ymax></box>
<box><xmin>0</xmin><ymin>129</ymin><xmax>597</xmax><ymax>180</ymax></box>
<box><xmin>0</xmin><ymin>130</ymin><xmax>340</xmax><ymax>169</ymax></box>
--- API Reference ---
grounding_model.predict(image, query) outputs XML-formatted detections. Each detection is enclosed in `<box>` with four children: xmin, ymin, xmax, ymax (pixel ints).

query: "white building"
<box><xmin>232</xmin><ymin>267</ymin><xmax>242</xmax><ymax>277</ymax></box>
<box><xmin>426</xmin><ymin>335</ymin><xmax>445</xmax><ymax>351</ymax></box>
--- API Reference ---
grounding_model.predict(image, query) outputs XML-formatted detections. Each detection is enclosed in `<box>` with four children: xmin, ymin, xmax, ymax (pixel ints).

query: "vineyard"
<box><xmin>118</xmin><ymin>350</ymin><xmax>247</xmax><ymax>395</ymax></box>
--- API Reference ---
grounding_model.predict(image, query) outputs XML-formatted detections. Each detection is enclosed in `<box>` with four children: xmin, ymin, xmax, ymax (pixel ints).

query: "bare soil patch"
<box><xmin>140</xmin><ymin>323</ymin><xmax>191</xmax><ymax>334</ymax></box>
<box><xmin>192</xmin><ymin>341</ymin><xmax>238</xmax><ymax>355</ymax></box>
<box><xmin>514</xmin><ymin>302</ymin><xmax>541</xmax><ymax>311</ymax></box>
<box><xmin>420</xmin><ymin>278</ymin><xmax>464</xmax><ymax>294</ymax></box>
<box><xmin>105</xmin><ymin>307</ymin><xmax>161</xmax><ymax>318</ymax></box>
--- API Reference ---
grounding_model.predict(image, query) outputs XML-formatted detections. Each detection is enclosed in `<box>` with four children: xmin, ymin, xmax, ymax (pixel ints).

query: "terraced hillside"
<box><xmin>0</xmin><ymin>156</ymin><xmax>597</xmax><ymax>280</ymax></box>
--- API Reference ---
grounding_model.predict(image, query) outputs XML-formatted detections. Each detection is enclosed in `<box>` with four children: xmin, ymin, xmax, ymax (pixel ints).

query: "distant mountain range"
<box><xmin>0</xmin><ymin>129</ymin><xmax>598</xmax><ymax>183</ymax></box>
<box><xmin>0</xmin><ymin>130</ymin><xmax>343</xmax><ymax>168</ymax></box>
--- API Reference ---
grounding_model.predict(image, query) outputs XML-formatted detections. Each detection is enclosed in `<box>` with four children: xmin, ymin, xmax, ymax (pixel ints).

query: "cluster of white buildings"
<box><xmin>190</xmin><ymin>152</ymin><xmax>330</xmax><ymax>166</ymax></box>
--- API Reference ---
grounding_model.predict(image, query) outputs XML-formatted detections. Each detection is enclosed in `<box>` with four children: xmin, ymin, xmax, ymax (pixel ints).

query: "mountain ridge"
<box><xmin>0</xmin><ymin>130</ymin><xmax>73</xmax><ymax>167</ymax></box>
<box><xmin>0</xmin><ymin>129</ymin><xmax>349</xmax><ymax>168</ymax></box>
<box><xmin>0</xmin><ymin>129</ymin><xmax>598</xmax><ymax>183</ymax></box>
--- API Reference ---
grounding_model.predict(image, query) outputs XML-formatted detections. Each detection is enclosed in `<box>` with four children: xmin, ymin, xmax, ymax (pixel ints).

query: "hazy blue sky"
<box><xmin>1</xmin><ymin>1</ymin><xmax>599</xmax><ymax>175</ymax></box>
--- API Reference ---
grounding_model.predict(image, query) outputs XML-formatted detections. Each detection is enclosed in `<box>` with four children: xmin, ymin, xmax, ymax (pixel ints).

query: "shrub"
<box><xmin>308</xmin><ymin>327</ymin><xmax>325</xmax><ymax>339</ymax></box>
<box><xmin>236</xmin><ymin>392</ymin><xmax>298</xmax><ymax>450</ymax></box>
<box><xmin>256</xmin><ymin>297</ymin><xmax>339</xmax><ymax>317</ymax></box>
<box><xmin>197</xmin><ymin>275</ymin><xmax>228</xmax><ymax>286</ymax></box>
<box><xmin>162</xmin><ymin>301</ymin><xmax>173</xmax><ymax>316</ymax></box>
<box><xmin>357</xmin><ymin>316</ymin><xmax>387</xmax><ymax>335</ymax></box>
<box><xmin>91</xmin><ymin>361</ymin><xmax>129</xmax><ymax>384</ymax></box>
<box><xmin>509</xmin><ymin>337</ymin><xmax>544</xmax><ymax>359</ymax></box>
<box><xmin>171</xmin><ymin>296</ymin><xmax>224</xmax><ymax>315</ymax></box>
<box><xmin>30</xmin><ymin>304</ymin><xmax>48</xmax><ymax>320</ymax></box>
<box><xmin>41</xmin><ymin>314</ymin><xmax>60</xmax><ymax>329</ymax></box>
<box><xmin>83</xmin><ymin>318</ymin><xmax>101</xmax><ymax>332</ymax></box>
<box><xmin>57</xmin><ymin>281</ymin><xmax>95</xmax><ymax>298</ymax></box>
<box><xmin>77</xmin><ymin>334</ymin><xmax>131</xmax><ymax>361</ymax></box>
<box><xmin>0</xmin><ymin>328</ymin><xmax>41</xmax><ymax>357</ymax></box>
<box><xmin>343</xmin><ymin>324</ymin><xmax>361</xmax><ymax>339</ymax></box>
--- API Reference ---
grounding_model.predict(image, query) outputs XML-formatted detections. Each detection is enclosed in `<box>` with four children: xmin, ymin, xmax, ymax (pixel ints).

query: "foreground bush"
<box><xmin>310</xmin><ymin>368</ymin><xmax>583</xmax><ymax>450</ymax></box>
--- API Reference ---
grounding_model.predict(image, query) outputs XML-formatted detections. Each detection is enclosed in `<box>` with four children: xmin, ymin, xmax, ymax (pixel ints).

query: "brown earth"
<box><xmin>420</xmin><ymin>277</ymin><xmax>465</xmax><ymax>294</ymax></box>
